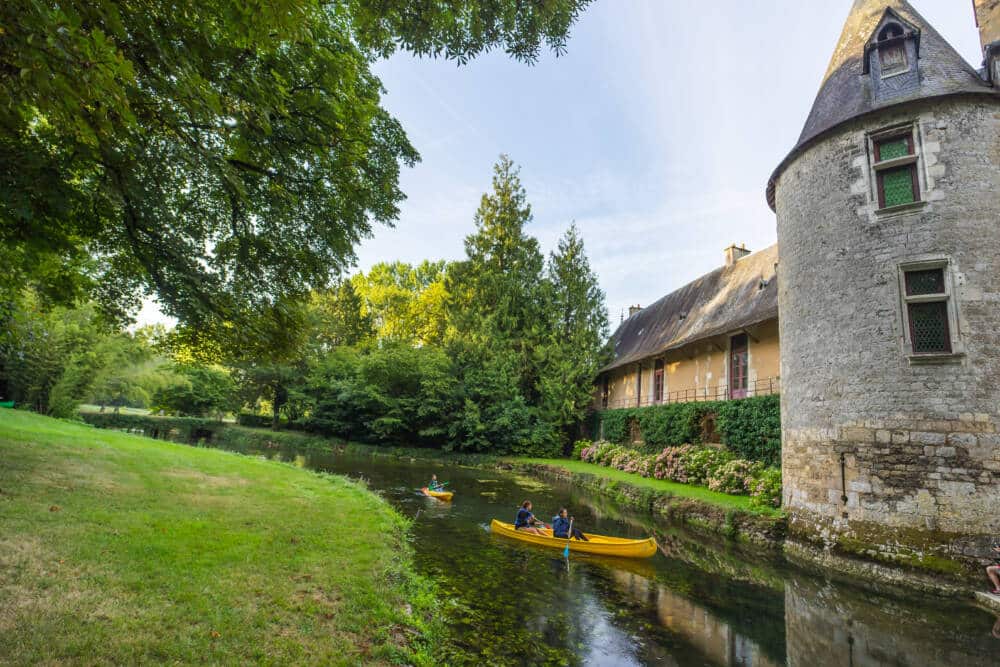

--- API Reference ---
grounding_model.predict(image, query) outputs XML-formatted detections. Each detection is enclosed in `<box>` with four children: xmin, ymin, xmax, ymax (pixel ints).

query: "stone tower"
<box><xmin>767</xmin><ymin>0</ymin><xmax>1000</xmax><ymax>576</ymax></box>
<box><xmin>976</xmin><ymin>0</ymin><xmax>1000</xmax><ymax>82</ymax></box>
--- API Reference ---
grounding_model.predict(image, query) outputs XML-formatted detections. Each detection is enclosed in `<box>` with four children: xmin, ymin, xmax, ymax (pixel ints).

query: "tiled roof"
<box><xmin>601</xmin><ymin>245</ymin><xmax>778</xmax><ymax>373</ymax></box>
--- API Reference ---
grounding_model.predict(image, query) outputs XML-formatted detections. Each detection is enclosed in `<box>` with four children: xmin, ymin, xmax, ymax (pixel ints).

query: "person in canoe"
<box><xmin>514</xmin><ymin>500</ymin><xmax>546</xmax><ymax>535</ymax></box>
<box><xmin>552</xmin><ymin>508</ymin><xmax>589</xmax><ymax>542</ymax></box>
<box><xmin>427</xmin><ymin>474</ymin><xmax>445</xmax><ymax>492</ymax></box>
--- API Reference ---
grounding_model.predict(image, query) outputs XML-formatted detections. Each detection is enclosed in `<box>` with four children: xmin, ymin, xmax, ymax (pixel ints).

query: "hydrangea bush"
<box><xmin>574</xmin><ymin>439</ymin><xmax>781</xmax><ymax>505</ymax></box>
<box><xmin>749</xmin><ymin>467</ymin><xmax>783</xmax><ymax>509</ymax></box>
<box><xmin>652</xmin><ymin>445</ymin><xmax>695</xmax><ymax>482</ymax></box>
<box><xmin>707</xmin><ymin>459</ymin><xmax>764</xmax><ymax>494</ymax></box>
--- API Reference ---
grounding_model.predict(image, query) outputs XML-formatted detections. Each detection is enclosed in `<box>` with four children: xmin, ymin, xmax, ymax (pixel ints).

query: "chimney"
<box><xmin>628</xmin><ymin>304</ymin><xmax>643</xmax><ymax>318</ymax></box>
<box><xmin>724</xmin><ymin>243</ymin><xmax>751</xmax><ymax>267</ymax></box>
<box><xmin>975</xmin><ymin>0</ymin><xmax>1000</xmax><ymax>83</ymax></box>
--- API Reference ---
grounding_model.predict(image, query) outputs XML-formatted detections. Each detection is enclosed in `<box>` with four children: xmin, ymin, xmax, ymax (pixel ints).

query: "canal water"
<box><xmin>232</xmin><ymin>445</ymin><xmax>998</xmax><ymax>666</ymax></box>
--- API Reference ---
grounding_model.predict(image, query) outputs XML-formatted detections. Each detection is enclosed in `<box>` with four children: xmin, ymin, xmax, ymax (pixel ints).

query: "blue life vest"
<box><xmin>514</xmin><ymin>508</ymin><xmax>534</xmax><ymax>528</ymax></box>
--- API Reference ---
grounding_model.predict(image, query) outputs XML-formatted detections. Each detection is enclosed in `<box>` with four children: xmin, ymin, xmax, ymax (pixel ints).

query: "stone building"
<box><xmin>595</xmin><ymin>244</ymin><xmax>780</xmax><ymax>411</ymax></box>
<box><xmin>768</xmin><ymin>0</ymin><xmax>1000</xmax><ymax>573</ymax></box>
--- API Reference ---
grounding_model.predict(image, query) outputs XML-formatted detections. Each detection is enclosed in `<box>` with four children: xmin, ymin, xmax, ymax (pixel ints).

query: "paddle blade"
<box><xmin>563</xmin><ymin>543</ymin><xmax>570</xmax><ymax>558</ymax></box>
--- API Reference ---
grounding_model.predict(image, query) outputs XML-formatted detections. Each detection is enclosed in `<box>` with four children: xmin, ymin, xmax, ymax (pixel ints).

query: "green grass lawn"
<box><xmin>516</xmin><ymin>458</ymin><xmax>782</xmax><ymax>516</ymax></box>
<box><xmin>0</xmin><ymin>410</ymin><xmax>439</xmax><ymax>665</ymax></box>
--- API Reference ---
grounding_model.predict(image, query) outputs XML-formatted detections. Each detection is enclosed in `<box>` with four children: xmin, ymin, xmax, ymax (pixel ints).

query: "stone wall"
<box><xmin>775</xmin><ymin>96</ymin><xmax>1000</xmax><ymax>575</ymax></box>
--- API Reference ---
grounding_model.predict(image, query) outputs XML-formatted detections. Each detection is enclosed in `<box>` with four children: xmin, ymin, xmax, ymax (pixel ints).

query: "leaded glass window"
<box><xmin>901</xmin><ymin>265</ymin><xmax>954</xmax><ymax>357</ymax></box>
<box><xmin>905</xmin><ymin>269</ymin><xmax>945</xmax><ymax>296</ymax></box>
<box><xmin>873</xmin><ymin>132</ymin><xmax>919</xmax><ymax>209</ymax></box>
<box><xmin>907</xmin><ymin>302</ymin><xmax>950</xmax><ymax>354</ymax></box>
<box><xmin>881</xmin><ymin>167</ymin><xmax>916</xmax><ymax>207</ymax></box>
<box><xmin>877</xmin><ymin>137</ymin><xmax>910</xmax><ymax>161</ymax></box>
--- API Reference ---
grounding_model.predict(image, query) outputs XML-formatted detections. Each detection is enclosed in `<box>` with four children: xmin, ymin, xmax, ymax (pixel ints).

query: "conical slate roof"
<box><xmin>766</xmin><ymin>0</ymin><xmax>995</xmax><ymax>210</ymax></box>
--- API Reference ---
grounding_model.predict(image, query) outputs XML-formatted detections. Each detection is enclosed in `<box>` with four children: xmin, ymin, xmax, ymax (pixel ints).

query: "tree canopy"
<box><xmin>1</xmin><ymin>0</ymin><xmax>593</xmax><ymax>327</ymax></box>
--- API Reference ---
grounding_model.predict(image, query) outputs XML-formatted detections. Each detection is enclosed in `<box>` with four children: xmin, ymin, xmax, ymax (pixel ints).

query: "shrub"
<box><xmin>598</xmin><ymin>395</ymin><xmax>782</xmax><ymax>466</ymax></box>
<box><xmin>624</xmin><ymin>453</ymin><xmax>655</xmax><ymax>477</ymax></box>
<box><xmin>707</xmin><ymin>459</ymin><xmax>764</xmax><ymax>495</ymax></box>
<box><xmin>606</xmin><ymin>448</ymin><xmax>654</xmax><ymax>476</ymax></box>
<box><xmin>595</xmin><ymin>444</ymin><xmax>627</xmax><ymax>466</ymax></box>
<box><xmin>599</xmin><ymin>401</ymin><xmax>726</xmax><ymax>447</ymax></box>
<box><xmin>716</xmin><ymin>394</ymin><xmax>781</xmax><ymax>466</ymax></box>
<box><xmin>78</xmin><ymin>412</ymin><xmax>224</xmax><ymax>442</ymax></box>
<box><xmin>634</xmin><ymin>402</ymin><xmax>722</xmax><ymax>447</ymax></box>
<box><xmin>750</xmin><ymin>467</ymin><xmax>783</xmax><ymax>509</ymax></box>
<box><xmin>571</xmin><ymin>439</ymin><xmax>591</xmax><ymax>460</ymax></box>
<box><xmin>683</xmin><ymin>447</ymin><xmax>735</xmax><ymax>486</ymax></box>
<box><xmin>237</xmin><ymin>412</ymin><xmax>274</xmax><ymax>428</ymax></box>
<box><xmin>599</xmin><ymin>410</ymin><xmax>632</xmax><ymax>444</ymax></box>
<box><xmin>652</xmin><ymin>445</ymin><xmax>696</xmax><ymax>482</ymax></box>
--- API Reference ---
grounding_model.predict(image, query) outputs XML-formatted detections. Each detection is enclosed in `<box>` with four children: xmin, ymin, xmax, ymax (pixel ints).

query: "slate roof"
<box><xmin>601</xmin><ymin>245</ymin><xmax>778</xmax><ymax>373</ymax></box>
<box><xmin>766</xmin><ymin>0</ymin><xmax>997</xmax><ymax>210</ymax></box>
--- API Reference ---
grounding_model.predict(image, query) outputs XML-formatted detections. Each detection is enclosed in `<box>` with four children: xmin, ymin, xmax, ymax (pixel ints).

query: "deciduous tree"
<box><xmin>1</xmin><ymin>0</ymin><xmax>592</xmax><ymax>326</ymax></box>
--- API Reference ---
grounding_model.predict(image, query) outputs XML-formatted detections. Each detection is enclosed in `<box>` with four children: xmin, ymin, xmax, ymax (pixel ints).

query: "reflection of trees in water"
<box><xmin>785</xmin><ymin>577</ymin><xmax>998</xmax><ymax>667</ymax></box>
<box><xmin>250</xmin><ymin>453</ymin><xmax>1000</xmax><ymax>666</ymax></box>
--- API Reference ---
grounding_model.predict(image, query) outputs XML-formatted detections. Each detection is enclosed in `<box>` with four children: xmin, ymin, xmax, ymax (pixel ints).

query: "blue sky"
<box><xmin>137</xmin><ymin>1</ymin><xmax>984</xmax><ymax>327</ymax></box>
<box><xmin>357</xmin><ymin>0</ymin><xmax>983</xmax><ymax>325</ymax></box>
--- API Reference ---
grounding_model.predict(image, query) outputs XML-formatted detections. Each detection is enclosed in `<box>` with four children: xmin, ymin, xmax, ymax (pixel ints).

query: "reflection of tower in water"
<box><xmin>784</xmin><ymin>577</ymin><xmax>997</xmax><ymax>667</ymax></box>
<box><xmin>611</xmin><ymin>570</ymin><xmax>782</xmax><ymax>667</ymax></box>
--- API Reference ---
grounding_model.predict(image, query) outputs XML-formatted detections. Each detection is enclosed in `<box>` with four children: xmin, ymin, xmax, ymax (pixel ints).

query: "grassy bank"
<box><xmin>76</xmin><ymin>412</ymin><xmax>782</xmax><ymax>520</ymax></box>
<box><xmin>0</xmin><ymin>410</ymin><xmax>440</xmax><ymax>665</ymax></box>
<box><xmin>518</xmin><ymin>458</ymin><xmax>781</xmax><ymax>516</ymax></box>
<box><xmin>510</xmin><ymin>458</ymin><xmax>786</xmax><ymax>548</ymax></box>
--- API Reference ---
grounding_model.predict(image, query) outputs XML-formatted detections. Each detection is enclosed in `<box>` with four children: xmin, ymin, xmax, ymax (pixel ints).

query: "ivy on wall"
<box><xmin>596</xmin><ymin>394</ymin><xmax>781</xmax><ymax>466</ymax></box>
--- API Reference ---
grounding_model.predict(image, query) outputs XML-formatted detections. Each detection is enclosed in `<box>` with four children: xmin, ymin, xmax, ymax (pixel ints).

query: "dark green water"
<box><xmin>236</xmin><ymin>447</ymin><xmax>999</xmax><ymax>666</ymax></box>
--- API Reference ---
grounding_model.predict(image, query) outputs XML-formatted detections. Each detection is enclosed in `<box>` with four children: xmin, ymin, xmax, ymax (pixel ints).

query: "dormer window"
<box><xmin>877</xmin><ymin>23</ymin><xmax>908</xmax><ymax>75</ymax></box>
<box><xmin>878</xmin><ymin>24</ymin><xmax>903</xmax><ymax>40</ymax></box>
<box><xmin>864</xmin><ymin>11</ymin><xmax>920</xmax><ymax>99</ymax></box>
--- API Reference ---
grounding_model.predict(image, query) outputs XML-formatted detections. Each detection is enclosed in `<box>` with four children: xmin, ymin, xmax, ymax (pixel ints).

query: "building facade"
<box><xmin>596</xmin><ymin>244</ymin><xmax>780</xmax><ymax>411</ymax></box>
<box><xmin>769</xmin><ymin>0</ymin><xmax>1000</xmax><ymax>570</ymax></box>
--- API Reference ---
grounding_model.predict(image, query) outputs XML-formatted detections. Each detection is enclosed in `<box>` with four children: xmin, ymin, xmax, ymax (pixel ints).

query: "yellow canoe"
<box><xmin>489</xmin><ymin>519</ymin><xmax>657</xmax><ymax>559</ymax></box>
<box><xmin>421</xmin><ymin>487</ymin><xmax>453</xmax><ymax>501</ymax></box>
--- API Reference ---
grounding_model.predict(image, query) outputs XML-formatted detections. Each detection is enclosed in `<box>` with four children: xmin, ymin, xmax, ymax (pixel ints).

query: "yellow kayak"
<box><xmin>421</xmin><ymin>487</ymin><xmax>453</xmax><ymax>501</ymax></box>
<box><xmin>489</xmin><ymin>519</ymin><xmax>657</xmax><ymax>559</ymax></box>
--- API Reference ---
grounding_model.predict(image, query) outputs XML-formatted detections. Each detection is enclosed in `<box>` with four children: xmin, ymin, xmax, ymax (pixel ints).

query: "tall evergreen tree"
<box><xmin>447</xmin><ymin>155</ymin><xmax>545</xmax><ymax>386</ymax></box>
<box><xmin>537</xmin><ymin>224</ymin><xmax>609</xmax><ymax>450</ymax></box>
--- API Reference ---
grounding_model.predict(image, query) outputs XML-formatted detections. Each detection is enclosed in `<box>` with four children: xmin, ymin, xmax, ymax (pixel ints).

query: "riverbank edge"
<box><xmin>78</xmin><ymin>414</ymin><xmax>787</xmax><ymax>544</ymax></box>
<box><xmin>1</xmin><ymin>411</ymin><xmax>446</xmax><ymax>664</ymax></box>
<box><xmin>76</xmin><ymin>415</ymin><xmax>991</xmax><ymax>600</ymax></box>
<box><xmin>503</xmin><ymin>461</ymin><xmax>787</xmax><ymax>548</ymax></box>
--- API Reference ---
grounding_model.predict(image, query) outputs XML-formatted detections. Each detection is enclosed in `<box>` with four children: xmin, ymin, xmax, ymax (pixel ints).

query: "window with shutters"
<box><xmin>872</xmin><ymin>130</ymin><xmax>920</xmax><ymax>210</ymax></box>
<box><xmin>898</xmin><ymin>261</ymin><xmax>962</xmax><ymax>362</ymax></box>
<box><xmin>876</xmin><ymin>23</ymin><xmax>909</xmax><ymax>76</ymax></box>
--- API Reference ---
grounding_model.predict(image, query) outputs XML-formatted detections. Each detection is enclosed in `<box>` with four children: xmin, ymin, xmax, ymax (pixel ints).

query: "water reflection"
<box><xmin>206</xmin><ymin>442</ymin><xmax>998</xmax><ymax>666</ymax></box>
<box><xmin>784</xmin><ymin>577</ymin><xmax>996</xmax><ymax>667</ymax></box>
<box><xmin>614</xmin><ymin>571</ymin><xmax>781</xmax><ymax>667</ymax></box>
